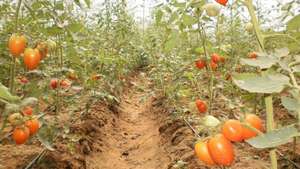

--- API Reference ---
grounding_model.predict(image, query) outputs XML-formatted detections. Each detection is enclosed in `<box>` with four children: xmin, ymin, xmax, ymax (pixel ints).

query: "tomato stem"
<box><xmin>265</xmin><ymin>96</ymin><xmax>278</xmax><ymax>169</ymax></box>
<box><xmin>9</xmin><ymin>0</ymin><xmax>23</xmax><ymax>93</ymax></box>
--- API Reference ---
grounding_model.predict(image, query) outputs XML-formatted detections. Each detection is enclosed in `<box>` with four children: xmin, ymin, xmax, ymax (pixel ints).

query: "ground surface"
<box><xmin>86</xmin><ymin>73</ymin><xmax>171</xmax><ymax>169</ymax></box>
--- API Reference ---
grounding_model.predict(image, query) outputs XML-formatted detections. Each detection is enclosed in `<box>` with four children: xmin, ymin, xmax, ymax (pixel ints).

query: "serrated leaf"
<box><xmin>246</xmin><ymin>125</ymin><xmax>300</xmax><ymax>149</ymax></box>
<box><xmin>203</xmin><ymin>115</ymin><xmax>220</xmax><ymax>127</ymax></box>
<box><xmin>232</xmin><ymin>73</ymin><xmax>290</xmax><ymax>94</ymax></box>
<box><xmin>241</xmin><ymin>56</ymin><xmax>278</xmax><ymax>69</ymax></box>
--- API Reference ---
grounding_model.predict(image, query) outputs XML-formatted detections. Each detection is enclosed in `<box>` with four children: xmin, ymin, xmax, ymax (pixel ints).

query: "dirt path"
<box><xmin>86</xmin><ymin>73</ymin><xmax>171</xmax><ymax>169</ymax></box>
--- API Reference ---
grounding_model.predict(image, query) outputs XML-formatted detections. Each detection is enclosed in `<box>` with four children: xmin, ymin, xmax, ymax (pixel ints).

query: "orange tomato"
<box><xmin>12</xmin><ymin>126</ymin><xmax>30</xmax><ymax>145</ymax></box>
<box><xmin>211</xmin><ymin>53</ymin><xmax>221</xmax><ymax>63</ymax></box>
<box><xmin>22</xmin><ymin>106</ymin><xmax>33</xmax><ymax>116</ymax></box>
<box><xmin>222</xmin><ymin>120</ymin><xmax>244</xmax><ymax>142</ymax></box>
<box><xmin>91</xmin><ymin>74</ymin><xmax>101</xmax><ymax>81</ymax></box>
<box><xmin>210</xmin><ymin>60</ymin><xmax>218</xmax><ymax>71</ymax></box>
<box><xmin>60</xmin><ymin>79</ymin><xmax>71</xmax><ymax>89</ymax></box>
<box><xmin>195</xmin><ymin>141</ymin><xmax>215</xmax><ymax>165</ymax></box>
<box><xmin>248</xmin><ymin>52</ymin><xmax>257</xmax><ymax>59</ymax></box>
<box><xmin>195</xmin><ymin>99</ymin><xmax>207</xmax><ymax>113</ymax></box>
<box><xmin>24</xmin><ymin>48</ymin><xmax>41</xmax><ymax>70</ymax></box>
<box><xmin>8</xmin><ymin>34</ymin><xmax>26</xmax><ymax>57</ymax></box>
<box><xmin>242</xmin><ymin>114</ymin><xmax>263</xmax><ymax>140</ymax></box>
<box><xmin>195</xmin><ymin>59</ymin><xmax>206</xmax><ymax>69</ymax></box>
<box><xmin>25</xmin><ymin>119</ymin><xmax>39</xmax><ymax>135</ymax></box>
<box><xmin>216</xmin><ymin>0</ymin><xmax>228</xmax><ymax>6</ymax></box>
<box><xmin>208</xmin><ymin>134</ymin><xmax>235</xmax><ymax>166</ymax></box>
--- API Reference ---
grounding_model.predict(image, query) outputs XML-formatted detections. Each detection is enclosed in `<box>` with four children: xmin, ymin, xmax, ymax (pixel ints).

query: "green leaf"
<box><xmin>67</xmin><ymin>22</ymin><xmax>84</xmax><ymax>33</ymax></box>
<box><xmin>232</xmin><ymin>73</ymin><xmax>290</xmax><ymax>94</ymax></box>
<box><xmin>287</xmin><ymin>14</ymin><xmax>300</xmax><ymax>31</ymax></box>
<box><xmin>182</xmin><ymin>14</ymin><xmax>197</xmax><ymax>26</ymax></box>
<box><xmin>73</xmin><ymin>0</ymin><xmax>81</xmax><ymax>8</ymax></box>
<box><xmin>0</xmin><ymin>83</ymin><xmax>20</xmax><ymax>102</ymax></box>
<box><xmin>84</xmin><ymin>0</ymin><xmax>90</xmax><ymax>8</ymax></box>
<box><xmin>173</xmin><ymin>2</ymin><xmax>186</xmax><ymax>8</ymax></box>
<box><xmin>164</xmin><ymin>31</ymin><xmax>179</xmax><ymax>52</ymax></box>
<box><xmin>155</xmin><ymin>9</ymin><xmax>164</xmax><ymax>24</ymax></box>
<box><xmin>246</xmin><ymin>125</ymin><xmax>300</xmax><ymax>149</ymax></box>
<box><xmin>241</xmin><ymin>55</ymin><xmax>278</xmax><ymax>69</ymax></box>
<box><xmin>281</xmin><ymin>96</ymin><xmax>299</xmax><ymax>116</ymax></box>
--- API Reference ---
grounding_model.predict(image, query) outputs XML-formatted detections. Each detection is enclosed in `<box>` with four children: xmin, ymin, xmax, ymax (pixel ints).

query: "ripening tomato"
<box><xmin>242</xmin><ymin>114</ymin><xmax>263</xmax><ymax>140</ymax></box>
<box><xmin>24</xmin><ymin>48</ymin><xmax>41</xmax><ymax>70</ymax></box>
<box><xmin>22</xmin><ymin>106</ymin><xmax>33</xmax><ymax>116</ymax></box>
<box><xmin>12</xmin><ymin>126</ymin><xmax>30</xmax><ymax>145</ymax></box>
<box><xmin>208</xmin><ymin>134</ymin><xmax>234</xmax><ymax>166</ymax></box>
<box><xmin>195</xmin><ymin>141</ymin><xmax>215</xmax><ymax>165</ymax></box>
<box><xmin>19</xmin><ymin>76</ymin><xmax>29</xmax><ymax>84</ymax></box>
<box><xmin>204</xmin><ymin>3</ymin><xmax>220</xmax><ymax>17</ymax></box>
<box><xmin>91</xmin><ymin>74</ymin><xmax>101</xmax><ymax>81</ymax></box>
<box><xmin>219</xmin><ymin>56</ymin><xmax>225</xmax><ymax>63</ymax></box>
<box><xmin>8</xmin><ymin>34</ymin><xmax>26</xmax><ymax>57</ymax></box>
<box><xmin>8</xmin><ymin>113</ymin><xmax>23</xmax><ymax>126</ymax></box>
<box><xmin>210</xmin><ymin>61</ymin><xmax>218</xmax><ymax>71</ymax></box>
<box><xmin>25</xmin><ymin>119</ymin><xmax>39</xmax><ymax>135</ymax></box>
<box><xmin>60</xmin><ymin>79</ymin><xmax>71</xmax><ymax>89</ymax></box>
<box><xmin>195</xmin><ymin>59</ymin><xmax>206</xmax><ymax>69</ymax></box>
<box><xmin>211</xmin><ymin>53</ymin><xmax>221</xmax><ymax>63</ymax></box>
<box><xmin>215</xmin><ymin>0</ymin><xmax>228</xmax><ymax>6</ymax></box>
<box><xmin>195</xmin><ymin>99</ymin><xmax>207</xmax><ymax>113</ymax></box>
<box><xmin>222</xmin><ymin>120</ymin><xmax>244</xmax><ymax>142</ymax></box>
<box><xmin>248</xmin><ymin>52</ymin><xmax>257</xmax><ymax>59</ymax></box>
<box><xmin>50</xmin><ymin>79</ymin><xmax>58</xmax><ymax>89</ymax></box>
<box><xmin>36</xmin><ymin>42</ymin><xmax>48</xmax><ymax>59</ymax></box>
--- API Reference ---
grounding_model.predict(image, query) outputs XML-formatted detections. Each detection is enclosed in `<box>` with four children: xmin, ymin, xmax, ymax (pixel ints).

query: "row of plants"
<box><xmin>145</xmin><ymin>0</ymin><xmax>300</xmax><ymax>168</ymax></box>
<box><xmin>0</xmin><ymin>0</ymin><xmax>147</xmax><ymax>162</ymax></box>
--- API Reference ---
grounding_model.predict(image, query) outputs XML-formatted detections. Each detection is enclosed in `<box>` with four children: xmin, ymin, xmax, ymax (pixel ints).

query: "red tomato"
<box><xmin>22</xmin><ymin>106</ymin><xmax>33</xmax><ymax>116</ymax></box>
<box><xmin>50</xmin><ymin>79</ymin><xmax>58</xmax><ymax>89</ymax></box>
<box><xmin>215</xmin><ymin>0</ymin><xmax>228</xmax><ymax>6</ymax></box>
<box><xmin>242</xmin><ymin>114</ymin><xmax>263</xmax><ymax>140</ymax></box>
<box><xmin>211</xmin><ymin>53</ymin><xmax>221</xmax><ymax>63</ymax></box>
<box><xmin>208</xmin><ymin>134</ymin><xmax>235</xmax><ymax>166</ymax></box>
<box><xmin>24</xmin><ymin>48</ymin><xmax>41</xmax><ymax>70</ymax></box>
<box><xmin>195</xmin><ymin>99</ymin><xmax>207</xmax><ymax>113</ymax></box>
<box><xmin>12</xmin><ymin>126</ymin><xmax>30</xmax><ymax>145</ymax></box>
<box><xmin>25</xmin><ymin>119</ymin><xmax>39</xmax><ymax>135</ymax></box>
<box><xmin>248</xmin><ymin>52</ymin><xmax>257</xmax><ymax>59</ymax></box>
<box><xmin>195</xmin><ymin>141</ymin><xmax>215</xmax><ymax>165</ymax></box>
<box><xmin>195</xmin><ymin>59</ymin><xmax>206</xmax><ymax>69</ymax></box>
<box><xmin>8</xmin><ymin>34</ymin><xmax>26</xmax><ymax>57</ymax></box>
<box><xmin>210</xmin><ymin>60</ymin><xmax>218</xmax><ymax>71</ymax></box>
<box><xmin>222</xmin><ymin>120</ymin><xmax>244</xmax><ymax>142</ymax></box>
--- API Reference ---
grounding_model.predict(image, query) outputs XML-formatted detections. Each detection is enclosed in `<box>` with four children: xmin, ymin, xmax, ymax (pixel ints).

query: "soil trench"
<box><xmin>86</xmin><ymin>73</ymin><xmax>171</xmax><ymax>169</ymax></box>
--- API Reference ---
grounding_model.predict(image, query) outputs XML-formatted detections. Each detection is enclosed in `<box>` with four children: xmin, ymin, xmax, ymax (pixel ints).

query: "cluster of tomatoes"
<box><xmin>8</xmin><ymin>106</ymin><xmax>40</xmax><ymax>145</ymax></box>
<box><xmin>50</xmin><ymin>78</ymin><xmax>71</xmax><ymax>90</ymax></box>
<box><xmin>194</xmin><ymin>113</ymin><xmax>263</xmax><ymax>166</ymax></box>
<box><xmin>195</xmin><ymin>53</ymin><xmax>225</xmax><ymax>71</ymax></box>
<box><xmin>8</xmin><ymin>34</ymin><xmax>49</xmax><ymax>70</ymax></box>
